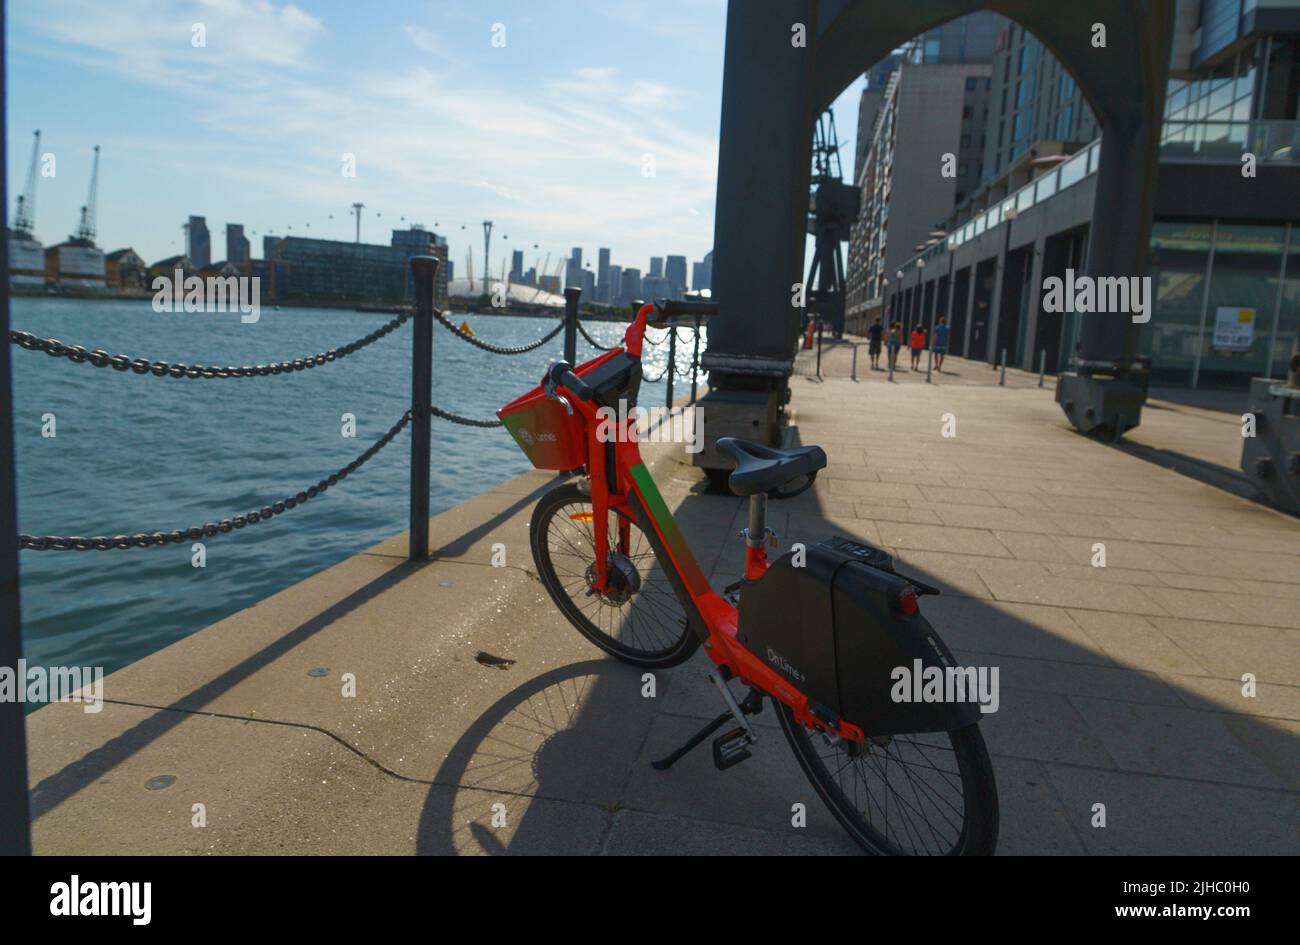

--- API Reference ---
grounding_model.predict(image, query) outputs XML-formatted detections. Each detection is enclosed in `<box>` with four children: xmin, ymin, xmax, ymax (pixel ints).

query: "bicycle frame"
<box><xmin>558</xmin><ymin>304</ymin><xmax>866</xmax><ymax>743</ymax></box>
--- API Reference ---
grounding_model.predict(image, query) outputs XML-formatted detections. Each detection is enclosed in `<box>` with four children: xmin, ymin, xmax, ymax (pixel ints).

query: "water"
<box><xmin>12</xmin><ymin>297</ymin><xmax>700</xmax><ymax>676</ymax></box>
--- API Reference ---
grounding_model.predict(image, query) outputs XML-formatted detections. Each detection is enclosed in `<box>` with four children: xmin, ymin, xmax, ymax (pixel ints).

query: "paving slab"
<box><xmin>26</xmin><ymin>356</ymin><xmax>1300</xmax><ymax>855</ymax></box>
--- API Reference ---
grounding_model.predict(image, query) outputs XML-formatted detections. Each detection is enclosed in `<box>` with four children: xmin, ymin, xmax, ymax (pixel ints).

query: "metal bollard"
<box><xmin>562</xmin><ymin>287</ymin><xmax>580</xmax><ymax>366</ymax></box>
<box><xmin>815</xmin><ymin>320</ymin><xmax>823</xmax><ymax>379</ymax></box>
<box><xmin>409</xmin><ymin>256</ymin><xmax>438</xmax><ymax>561</ymax></box>
<box><xmin>851</xmin><ymin>343</ymin><xmax>859</xmax><ymax>382</ymax></box>
<box><xmin>690</xmin><ymin>315</ymin><xmax>701</xmax><ymax>404</ymax></box>
<box><xmin>999</xmin><ymin>347</ymin><xmax>1007</xmax><ymax>387</ymax></box>
<box><xmin>1038</xmin><ymin>348</ymin><xmax>1046</xmax><ymax>388</ymax></box>
<box><xmin>666</xmin><ymin>324</ymin><xmax>676</xmax><ymax>407</ymax></box>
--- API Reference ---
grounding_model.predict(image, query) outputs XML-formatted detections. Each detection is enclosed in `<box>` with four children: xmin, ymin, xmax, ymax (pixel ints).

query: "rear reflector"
<box><xmin>897</xmin><ymin>587</ymin><xmax>919</xmax><ymax>616</ymax></box>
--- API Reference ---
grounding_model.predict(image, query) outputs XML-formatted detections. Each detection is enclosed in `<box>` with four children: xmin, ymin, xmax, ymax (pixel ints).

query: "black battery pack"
<box><xmin>737</xmin><ymin>536</ymin><xmax>978</xmax><ymax>735</ymax></box>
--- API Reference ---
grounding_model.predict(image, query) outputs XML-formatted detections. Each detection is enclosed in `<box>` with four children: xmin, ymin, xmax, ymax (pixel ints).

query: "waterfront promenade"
<box><xmin>26</xmin><ymin>356</ymin><xmax>1300</xmax><ymax>854</ymax></box>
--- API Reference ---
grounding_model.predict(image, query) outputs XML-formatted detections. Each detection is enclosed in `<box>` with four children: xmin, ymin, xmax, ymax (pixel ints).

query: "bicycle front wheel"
<box><xmin>777</xmin><ymin>705</ymin><xmax>999</xmax><ymax>856</ymax></box>
<box><xmin>530</xmin><ymin>483</ymin><xmax>700</xmax><ymax>669</ymax></box>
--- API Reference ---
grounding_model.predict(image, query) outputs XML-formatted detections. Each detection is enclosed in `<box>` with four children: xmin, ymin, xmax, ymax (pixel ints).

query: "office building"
<box><xmin>621</xmin><ymin>267</ymin><xmax>642</xmax><ymax>304</ymax></box>
<box><xmin>262</xmin><ymin>226</ymin><xmax>449</xmax><ymax>307</ymax></box>
<box><xmin>597</xmin><ymin>247</ymin><xmax>611</xmax><ymax>302</ymax></box>
<box><xmin>649</xmin><ymin>256</ymin><xmax>663</xmax><ymax>279</ymax></box>
<box><xmin>226</xmin><ymin>223</ymin><xmax>251</xmax><ymax>268</ymax></box>
<box><xmin>693</xmin><ymin>250</ymin><xmax>713</xmax><ymax>292</ymax></box>
<box><xmin>665</xmin><ymin>255</ymin><xmax>688</xmax><ymax>299</ymax></box>
<box><xmin>186</xmin><ymin>215</ymin><xmax>211</xmax><ymax>270</ymax></box>
<box><xmin>873</xmin><ymin>4</ymin><xmax>1300</xmax><ymax>390</ymax></box>
<box><xmin>566</xmin><ymin>247</ymin><xmax>583</xmax><ymax>289</ymax></box>
<box><xmin>511</xmin><ymin>249</ymin><xmax>524</xmax><ymax>282</ymax></box>
<box><xmin>607</xmin><ymin>264</ymin><xmax>623</xmax><ymax>305</ymax></box>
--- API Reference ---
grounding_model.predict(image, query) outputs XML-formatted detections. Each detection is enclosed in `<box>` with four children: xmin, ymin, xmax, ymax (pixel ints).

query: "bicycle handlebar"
<box><xmin>546</xmin><ymin>360</ymin><xmax>594</xmax><ymax>401</ymax></box>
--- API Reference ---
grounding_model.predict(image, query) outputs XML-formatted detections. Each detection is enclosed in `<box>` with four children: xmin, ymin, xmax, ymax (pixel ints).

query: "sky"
<box><xmin>6</xmin><ymin>0</ymin><xmax>865</xmax><ymax>281</ymax></box>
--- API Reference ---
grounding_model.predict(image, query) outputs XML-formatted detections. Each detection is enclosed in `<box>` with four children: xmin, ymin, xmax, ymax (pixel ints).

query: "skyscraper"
<box><xmin>511</xmin><ymin>249</ymin><xmax>524</xmax><ymax>282</ymax></box>
<box><xmin>649</xmin><ymin>256</ymin><xmax>663</xmax><ymax>278</ymax></box>
<box><xmin>607</xmin><ymin>264</ymin><xmax>623</xmax><ymax>305</ymax></box>
<box><xmin>566</xmin><ymin>247</ymin><xmax>583</xmax><ymax>290</ymax></box>
<box><xmin>691</xmin><ymin>252</ymin><xmax>714</xmax><ymax>293</ymax></box>
<box><xmin>621</xmin><ymin>268</ymin><xmax>641</xmax><ymax>304</ymax></box>
<box><xmin>597</xmin><ymin>247</ymin><xmax>611</xmax><ymax>303</ymax></box>
<box><xmin>186</xmin><ymin>215</ymin><xmax>211</xmax><ymax>270</ymax></box>
<box><xmin>665</xmin><ymin>255</ymin><xmax>688</xmax><ymax>299</ymax></box>
<box><xmin>225</xmin><ymin>223</ymin><xmax>250</xmax><ymax>268</ymax></box>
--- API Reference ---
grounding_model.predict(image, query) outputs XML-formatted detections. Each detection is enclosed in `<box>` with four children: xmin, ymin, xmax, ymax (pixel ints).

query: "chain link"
<box><xmin>20</xmin><ymin>410</ymin><xmax>412</xmax><ymax>550</ymax></box>
<box><xmin>429</xmin><ymin>405</ymin><xmax>502</xmax><ymax>428</ymax></box>
<box><xmin>431</xmin><ymin>308</ymin><xmax>563</xmax><ymax>355</ymax></box>
<box><xmin>577</xmin><ymin>320</ymin><xmax>619</xmax><ymax>352</ymax></box>
<box><xmin>9</xmin><ymin>312</ymin><xmax>410</xmax><ymax>379</ymax></box>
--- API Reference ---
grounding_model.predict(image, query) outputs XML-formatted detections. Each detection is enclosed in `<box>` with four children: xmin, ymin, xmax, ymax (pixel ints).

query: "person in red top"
<box><xmin>909</xmin><ymin>326</ymin><xmax>926</xmax><ymax>369</ymax></box>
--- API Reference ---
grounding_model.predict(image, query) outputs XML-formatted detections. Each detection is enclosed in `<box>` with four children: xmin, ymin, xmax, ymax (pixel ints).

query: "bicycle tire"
<box><xmin>530</xmin><ymin>483</ymin><xmax>700</xmax><ymax>669</ymax></box>
<box><xmin>776</xmin><ymin>705</ymin><xmax>999</xmax><ymax>856</ymax></box>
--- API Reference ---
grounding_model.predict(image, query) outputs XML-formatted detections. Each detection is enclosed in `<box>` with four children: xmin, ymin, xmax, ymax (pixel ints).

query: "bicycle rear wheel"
<box><xmin>776</xmin><ymin>704</ymin><xmax>998</xmax><ymax>856</ymax></box>
<box><xmin>530</xmin><ymin>483</ymin><xmax>700</xmax><ymax>669</ymax></box>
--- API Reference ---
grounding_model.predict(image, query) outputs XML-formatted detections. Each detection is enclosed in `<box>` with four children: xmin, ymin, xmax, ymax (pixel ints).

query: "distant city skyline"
<box><xmin>6</xmin><ymin>0</ymin><xmax>865</xmax><ymax>284</ymax></box>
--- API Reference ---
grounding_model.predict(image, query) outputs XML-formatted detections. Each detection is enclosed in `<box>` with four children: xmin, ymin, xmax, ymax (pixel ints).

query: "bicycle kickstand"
<box><xmin>651</xmin><ymin>673</ymin><xmax>764</xmax><ymax>772</ymax></box>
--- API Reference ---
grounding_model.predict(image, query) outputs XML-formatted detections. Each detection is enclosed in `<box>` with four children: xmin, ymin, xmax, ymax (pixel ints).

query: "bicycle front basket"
<box><xmin>498</xmin><ymin>384</ymin><xmax>586</xmax><ymax>471</ymax></box>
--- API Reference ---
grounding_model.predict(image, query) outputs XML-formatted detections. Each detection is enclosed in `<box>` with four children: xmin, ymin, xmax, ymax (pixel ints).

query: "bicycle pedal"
<box><xmin>712</xmin><ymin>727</ymin><xmax>753</xmax><ymax>771</ymax></box>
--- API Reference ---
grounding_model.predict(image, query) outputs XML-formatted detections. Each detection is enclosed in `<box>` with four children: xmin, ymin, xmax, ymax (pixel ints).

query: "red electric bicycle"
<box><xmin>499</xmin><ymin>300</ymin><xmax>998</xmax><ymax>855</ymax></box>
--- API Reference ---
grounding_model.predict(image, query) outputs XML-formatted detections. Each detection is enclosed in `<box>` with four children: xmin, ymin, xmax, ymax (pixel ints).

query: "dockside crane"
<box><xmin>73</xmin><ymin>145</ymin><xmax>100</xmax><ymax>243</ymax></box>
<box><xmin>13</xmin><ymin>130</ymin><xmax>41</xmax><ymax>237</ymax></box>
<box><xmin>804</xmin><ymin>113</ymin><xmax>857</xmax><ymax>339</ymax></box>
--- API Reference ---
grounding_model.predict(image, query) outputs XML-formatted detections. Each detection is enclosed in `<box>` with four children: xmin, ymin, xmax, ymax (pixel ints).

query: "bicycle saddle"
<box><xmin>715</xmin><ymin>437</ymin><xmax>827</xmax><ymax>497</ymax></box>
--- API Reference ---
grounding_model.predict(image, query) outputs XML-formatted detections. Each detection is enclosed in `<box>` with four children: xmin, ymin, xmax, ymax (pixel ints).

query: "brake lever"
<box><xmin>543</xmin><ymin>363</ymin><xmax>575</xmax><ymax>416</ymax></box>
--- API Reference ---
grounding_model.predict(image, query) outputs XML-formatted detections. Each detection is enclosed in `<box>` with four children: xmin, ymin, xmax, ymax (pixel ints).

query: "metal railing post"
<box><xmin>666</xmin><ymin>325</ymin><xmax>677</xmax><ymax>407</ymax></box>
<box><xmin>409</xmin><ymin>256</ymin><xmax>437</xmax><ymax>561</ymax></box>
<box><xmin>563</xmin><ymin>287</ymin><xmax>580</xmax><ymax>366</ymax></box>
<box><xmin>999</xmin><ymin>347</ymin><xmax>1007</xmax><ymax>387</ymax></box>
<box><xmin>690</xmin><ymin>315</ymin><xmax>701</xmax><ymax>404</ymax></box>
<box><xmin>1038</xmin><ymin>348</ymin><xmax>1047</xmax><ymax>388</ymax></box>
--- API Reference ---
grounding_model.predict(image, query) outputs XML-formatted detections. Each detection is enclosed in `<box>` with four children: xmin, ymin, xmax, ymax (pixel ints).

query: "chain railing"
<box><xmin>20</xmin><ymin>411</ymin><xmax>413</xmax><ymax>550</ymax></box>
<box><xmin>13</xmin><ymin>265</ymin><xmax>707</xmax><ymax>554</ymax></box>
<box><xmin>10</xmin><ymin>256</ymin><xmax>571</xmax><ymax>557</ymax></box>
<box><xmin>9</xmin><ymin>310</ymin><xmax>411</xmax><ymax>379</ymax></box>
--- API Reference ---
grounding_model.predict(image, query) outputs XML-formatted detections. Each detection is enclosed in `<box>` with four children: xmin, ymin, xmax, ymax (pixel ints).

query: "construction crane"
<box><xmin>13</xmin><ymin>130</ymin><xmax>40</xmax><ymax>237</ymax></box>
<box><xmin>73</xmin><ymin>145</ymin><xmax>100</xmax><ymax>243</ymax></box>
<box><xmin>804</xmin><ymin>112</ymin><xmax>858</xmax><ymax>339</ymax></box>
<box><xmin>531</xmin><ymin>251</ymin><xmax>551</xmax><ymax>301</ymax></box>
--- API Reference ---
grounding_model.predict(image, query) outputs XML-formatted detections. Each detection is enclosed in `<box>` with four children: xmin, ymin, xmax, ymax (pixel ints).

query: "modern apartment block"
<box><xmin>874</xmin><ymin>1</ymin><xmax>1300</xmax><ymax>391</ymax></box>
<box><xmin>845</xmin><ymin>46</ymin><xmax>993</xmax><ymax>315</ymax></box>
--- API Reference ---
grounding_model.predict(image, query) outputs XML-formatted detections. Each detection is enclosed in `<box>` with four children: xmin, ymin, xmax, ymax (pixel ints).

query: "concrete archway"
<box><xmin>701</xmin><ymin>0</ymin><xmax>1175</xmax><ymax>466</ymax></box>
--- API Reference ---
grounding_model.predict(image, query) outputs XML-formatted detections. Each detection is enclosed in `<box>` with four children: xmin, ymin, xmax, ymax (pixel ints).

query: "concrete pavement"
<box><xmin>25</xmin><ymin>355</ymin><xmax>1300</xmax><ymax>854</ymax></box>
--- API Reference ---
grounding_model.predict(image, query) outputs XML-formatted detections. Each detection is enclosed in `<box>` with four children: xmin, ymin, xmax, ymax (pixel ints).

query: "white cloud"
<box><xmin>15</xmin><ymin>2</ymin><xmax>720</xmax><ymax>266</ymax></box>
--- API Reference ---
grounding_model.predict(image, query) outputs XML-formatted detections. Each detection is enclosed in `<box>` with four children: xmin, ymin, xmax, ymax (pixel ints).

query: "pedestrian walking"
<box><xmin>933</xmin><ymin>316</ymin><xmax>950</xmax><ymax>371</ymax></box>
<box><xmin>910</xmin><ymin>325</ymin><xmax>926</xmax><ymax>370</ymax></box>
<box><xmin>867</xmin><ymin>317</ymin><xmax>883</xmax><ymax>370</ymax></box>
<box><xmin>887</xmin><ymin>322</ymin><xmax>902</xmax><ymax>372</ymax></box>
